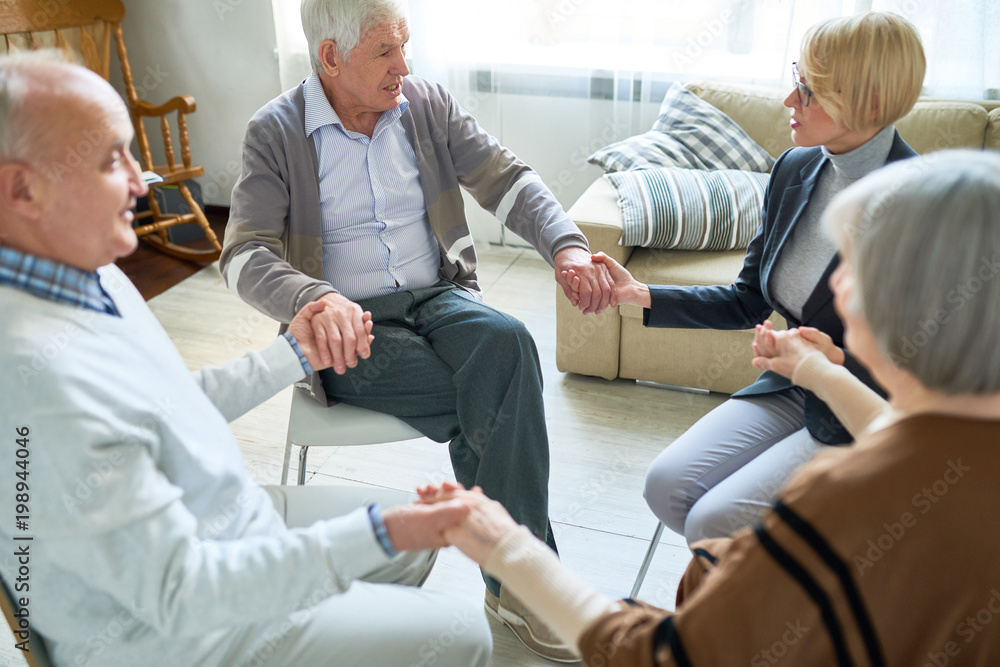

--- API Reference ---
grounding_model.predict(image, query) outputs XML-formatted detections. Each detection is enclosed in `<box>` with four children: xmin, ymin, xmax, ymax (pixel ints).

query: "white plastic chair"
<box><xmin>281</xmin><ymin>387</ymin><xmax>423</xmax><ymax>485</ymax></box>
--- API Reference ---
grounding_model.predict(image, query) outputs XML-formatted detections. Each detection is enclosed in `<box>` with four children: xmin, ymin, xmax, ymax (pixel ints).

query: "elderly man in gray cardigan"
<box><xmin>220</xmin><ymin>0</ymin><xmax>612</xmax><ymax>661</ymax></box>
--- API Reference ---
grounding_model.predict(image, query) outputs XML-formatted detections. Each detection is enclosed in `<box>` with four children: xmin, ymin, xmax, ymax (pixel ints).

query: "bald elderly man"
<box><xmin>0</xmin><ymin>52</ymin><xmax>491</xmax><ymax>667</ymax></box>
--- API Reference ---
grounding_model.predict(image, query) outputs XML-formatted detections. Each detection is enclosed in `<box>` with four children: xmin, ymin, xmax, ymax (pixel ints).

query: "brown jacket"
<box><xmin>580</xmin><ymin>415</ymin><xmax>1000</xmax><ymax>666</ymax></box>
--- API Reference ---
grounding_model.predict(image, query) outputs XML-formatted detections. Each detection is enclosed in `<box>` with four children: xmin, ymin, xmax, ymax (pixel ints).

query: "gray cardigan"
<box><xmin>221</xmin><ymin>75</ymin><xmax>588</xmax><ymax>403</ymax></box>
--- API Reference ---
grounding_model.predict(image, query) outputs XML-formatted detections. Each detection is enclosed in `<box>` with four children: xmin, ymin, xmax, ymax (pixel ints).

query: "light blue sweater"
<box><xmin>0</xmin><ymin>266</ymin><xmax>391</xmax><ymax>666</ymax></box>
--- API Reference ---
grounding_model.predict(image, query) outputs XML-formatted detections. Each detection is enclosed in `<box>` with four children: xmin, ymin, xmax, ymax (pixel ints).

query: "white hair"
<box><xmin>300</xmin><ymin>0</ymin><xmax>405</xmax><ymax>70</ymax></box>
<box><xmin>823</xmin><ymin>150</ymin><xmax>1000</xmax><ymax>394</ymax></box>
<box><xmin>0</xmin><ymin>50</ymin><xmax>69</xmax><ymax>163</ymax></box>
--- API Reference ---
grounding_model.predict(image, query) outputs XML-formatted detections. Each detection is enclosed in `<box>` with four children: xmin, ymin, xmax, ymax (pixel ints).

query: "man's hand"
<box><xmin>417</xmin><ymin>482</ymin><xmax>520</xmax><ymax>567</ymax></box>
<box><xmin>554</xmin><ymin>247</ymin><xmax>616</xmax><ymax>315</ymax></box>
<box><xmin>287</xmin><ymin>300</ymin><xmax>334</xmax><ymax>370</ymax></box>
<box><xmin>308</xmin><ymin>292</ymin><xmax>375</xmax><ymax>375</ymax></box>
<box><xmin>382</xmin><ymin>499</ymin><xmax>470</xmax><ymax>552</ymax></box>
<box><xmin>563</xmin><ymin>252</ymin><xmax>650</xmax><ymax>309</ymax></box>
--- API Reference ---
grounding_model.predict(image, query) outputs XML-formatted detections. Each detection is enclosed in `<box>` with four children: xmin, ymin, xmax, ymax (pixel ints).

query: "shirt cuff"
<box><xmin>367</xmin><ymin>503</ymin><xmax>397</xmax><ymax>558</ymax></box>
<box><xmin>282</xmin><ymin>331</ymin><xmax>314</xmax><ymax>376</ymax></box>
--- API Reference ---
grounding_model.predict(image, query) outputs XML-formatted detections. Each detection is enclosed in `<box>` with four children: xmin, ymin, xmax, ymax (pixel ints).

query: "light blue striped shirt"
<box><xmin>303</xmin><ymin>74</ymin><xmax>440</xmax><ymax>302</ymax></box>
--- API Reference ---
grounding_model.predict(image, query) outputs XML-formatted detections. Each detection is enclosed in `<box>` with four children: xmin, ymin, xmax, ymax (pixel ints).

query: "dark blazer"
<box><xmin>644</xmin><ymin>131</ymin><xmax>917</xmax><ymax>444</ymax></box>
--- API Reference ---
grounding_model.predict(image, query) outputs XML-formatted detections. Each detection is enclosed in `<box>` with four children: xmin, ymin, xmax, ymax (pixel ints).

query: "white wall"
<box><xmin>110</xmin><ymin>0</ymin><xmax>283</xmax><ymax>206</ymax></box>
<box><xmin>108</xmin><ymin>2</ymin><xmax>659</xmax><ymax>244</ymax></box>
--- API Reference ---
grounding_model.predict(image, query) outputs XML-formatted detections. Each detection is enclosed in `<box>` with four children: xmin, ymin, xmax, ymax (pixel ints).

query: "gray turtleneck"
<box><xmin>770</xmin><ymin>125</ymin><xmax>896</xmax><ymax>320</ymax></box>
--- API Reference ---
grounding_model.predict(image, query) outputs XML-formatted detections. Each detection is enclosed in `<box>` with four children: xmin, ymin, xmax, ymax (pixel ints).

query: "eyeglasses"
<box><xmin>791</xmin><ymin>62</ymin><xmax>813</xmax><ymax>107</ymax></box>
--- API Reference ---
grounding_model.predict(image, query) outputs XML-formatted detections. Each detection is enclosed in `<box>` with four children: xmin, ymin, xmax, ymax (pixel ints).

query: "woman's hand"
<box><xmin>798</xmin><ymin>326</ymin><xmax>846</xmax><ymax>365</ymax></box>
<box><xmin>562</xmin><ymin>252</ymin><xmax>650</xmax><ymax>309</ymax></box>
<box><xmin>752</xmin><ymin>322</ymin><xmax>824</xmax><ymax>379</ymax></box>
<box><xmin>417</xmin><ymin>482</ymin><xmax>520</xmax><ymax>567</ymax></box>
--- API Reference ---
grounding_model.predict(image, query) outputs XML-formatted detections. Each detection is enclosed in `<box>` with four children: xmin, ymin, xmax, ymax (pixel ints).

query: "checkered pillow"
<box><xmin>606</xmin><ymin>167</ymin><xmax>769</xmax><ymax>250</ymax></box>
<box><xmin>589</xmin><ymin>83</ymin><xmax>775</xmax><ymax>173</ymax></box>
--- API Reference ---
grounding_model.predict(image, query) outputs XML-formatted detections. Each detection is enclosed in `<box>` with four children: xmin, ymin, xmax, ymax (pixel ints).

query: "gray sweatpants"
<box><xmin>214</xmin><ymin>485</ymin><xmax>492</xmax><ymax>667</ymax></box>
<box><xmin>644</xmin><ymin>389</ymin><xmax>826</xmax><ymax>543</ymax></box>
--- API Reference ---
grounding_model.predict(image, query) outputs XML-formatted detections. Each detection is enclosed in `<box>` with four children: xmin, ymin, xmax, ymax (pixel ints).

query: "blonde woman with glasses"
<box><xmin>573</xmin><ymin>12</ymin><xmax>928</xmax><ymax>544</ymax></box>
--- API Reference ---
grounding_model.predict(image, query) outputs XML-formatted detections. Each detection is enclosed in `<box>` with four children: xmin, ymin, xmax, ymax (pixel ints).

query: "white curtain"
<box><xmin>270</xmin><ymin>0</ymin><xmax>998</xmax><ymax>242</ymax></box>
<box><xmin>273</xmin><ymin>0</ymin><xmax>998</xmax><ymax>99</ymax></box>
<box><xmin>870</xmin><ymin>0</ymin><xmax>1000</xmax><ymax>100</ymax></box>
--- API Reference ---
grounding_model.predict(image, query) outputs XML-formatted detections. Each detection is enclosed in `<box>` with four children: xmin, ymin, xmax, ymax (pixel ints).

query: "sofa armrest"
<box><xmin>984</xmin><ymin>108</ymin><xmax>1000</xmax><ymax>152</ymax></box>
<box><xmin>557</xmin><ymin>177</ymin><xmax>631</xmax><ymax>380</ymax></box>
<box><xmin>566</xmin><ymin>177</ymin><xmax>634</xmax><ymax>266</ymax></box>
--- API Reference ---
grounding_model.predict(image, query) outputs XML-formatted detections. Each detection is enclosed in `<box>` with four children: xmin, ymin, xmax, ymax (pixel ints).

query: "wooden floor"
<box><xmin>114</xmin><ymin>206</ymin><xmax>229</xmax><ymax>300</ymax></box>
<box><xmin>1</xmin><ymin>245</ymin><xmax>727</xmax><ymax>667</ymax></box>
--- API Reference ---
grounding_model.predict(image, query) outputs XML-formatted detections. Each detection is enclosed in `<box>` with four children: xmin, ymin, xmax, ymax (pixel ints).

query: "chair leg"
<box><xmin>630</xmin><ymin>522</ymin><xmax>665</xmax><ymax>599</ymax></box>
<box><xmin>177</xmin><ymin>182</ymin><xmax>222</xmax><ymax>252</ymax></box>
<box><xmin>280</xmin><ymin>438</ymin><xmax>293</xmax><ymax>485</ymax></box>
<box><xmin>297</xmin><ymin>445</ymin><xmax>310</xmax><ymax>485</ymax></box>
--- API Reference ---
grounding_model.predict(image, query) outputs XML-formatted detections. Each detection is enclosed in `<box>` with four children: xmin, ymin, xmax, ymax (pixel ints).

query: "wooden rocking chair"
<box><xmin>0</xmin><ymin>0</ymin><xmax>222</xmax><ymax>262</ymax></box>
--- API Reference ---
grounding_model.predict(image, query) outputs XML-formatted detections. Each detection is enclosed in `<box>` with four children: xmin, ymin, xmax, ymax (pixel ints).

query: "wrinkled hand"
<box><xmin>417</xmin><ymin>482</ymin><xmax>519</xmax><ymax>567</ymax></box>
<box><xmin>752</xmin><ymin>322</ymin><xmax>825</xmax><ymax>379</ymax></box>
<box><xmin>797</xmin><ymin>326</ymin><xmax>845</xmax><ymax>365</ymax></box>
<box><xmin>307</xmin><ymin>292</ymin><xmax>375</xmax><ymax>375</ymax></box>
<box><xmin>554</xmin><ymin>247</ymin><xmax>616</xmax><ymax>315</ymax></box>
<box><xmin>286</xmin><ymin>300</ymin><xmax>333</xmax><ymax>370</ymax></box>
<box><xmin>382</xmin><ymin>498</ymin><xmax>471</xmax><ymax>552</ymax></box>
<box><xmin>565</xmin><ymin>252</ymin><xmax>650</xmax><ymax>309</ymax></box>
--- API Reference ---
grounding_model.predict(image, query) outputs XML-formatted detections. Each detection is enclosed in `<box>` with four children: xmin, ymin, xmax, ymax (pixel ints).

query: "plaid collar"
<box><xmin>0</xmin><ymin>246</ymin><xmax>120</xmax><ymax>317</ymax></box>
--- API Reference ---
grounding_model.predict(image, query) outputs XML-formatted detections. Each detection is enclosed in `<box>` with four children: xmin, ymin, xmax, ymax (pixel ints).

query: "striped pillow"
<box><xmin>606</xmin><ymin>167</ymin><xmax>769</xmax><ymax>250</ymax></box>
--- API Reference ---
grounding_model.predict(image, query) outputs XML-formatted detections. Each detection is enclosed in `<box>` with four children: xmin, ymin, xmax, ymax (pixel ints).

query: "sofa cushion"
<box><xmin>588</xmin><ymin>83</ymin><xmax>775</xmax><ymax>173</ymax></box>
<box><xmin>606</xmin><ymin>167</ymin><xmax>768</xmax><ymax>250</ymax></box>
<box><xmin>683</xmin><ymin>81</ymin><xmax>795</xmax><ymax>159</ymax></box>
<box><xmin>618</xmin><ymin>245</ymin><xmax>748</xmax><ymax>318</ymax></box>
<box><xmin>896</xmin><ymin>101</ymin><xmax>990</xmax><ymax>153</ymax></box>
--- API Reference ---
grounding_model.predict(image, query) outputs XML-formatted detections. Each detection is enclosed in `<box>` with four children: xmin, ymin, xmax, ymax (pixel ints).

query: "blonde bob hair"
<box><xmin>799</xmin><ymin>12</ymin><xmax>925</xmax><ymax>132</ymax></box>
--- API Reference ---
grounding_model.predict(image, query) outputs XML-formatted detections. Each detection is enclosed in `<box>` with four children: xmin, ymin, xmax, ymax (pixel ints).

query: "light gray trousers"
<box><xmin>216</xmin><ymin>485</ymin><xmax>492</xmax><ymax>667</ymax></box>
<box><xmin>644</xmin><ymin>389</ymin><xmax>825</xmax><ymax>543</ymax></box>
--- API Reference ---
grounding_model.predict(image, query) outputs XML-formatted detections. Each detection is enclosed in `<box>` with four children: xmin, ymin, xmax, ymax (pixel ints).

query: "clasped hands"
<box><xmin>560</xmin><ymin>251</ymin><xmax>651</xmax><ymax>309</ymax></box>
<box><xmin>376</xmin><ymin>482</ymin><xmax>518</xmax><ymax>565</ymax></box>
<box><xmin>751</xmin><ymin>320</ymin><xmax>846</xmax><ymax>379</ymax></box>
<box><xmin>555</xmin><ymin>247</ymin><xmax>620</xmax><ymax>315</ymax></box>
<box><xmin>285</xmin><ymin>292</ymin><xmax>375</xmax><ymax>375</ymax></box>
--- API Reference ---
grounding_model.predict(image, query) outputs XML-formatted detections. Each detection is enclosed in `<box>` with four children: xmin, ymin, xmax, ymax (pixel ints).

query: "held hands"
<box><xmin>287</xmin><ymin>292</ymin><xmax>375</xmax><ymax>374</ymax></box>
<box><xmin>751</xmin><ymin>321</ymin><xmax>844</xmax><ymax>379</ymax></box>
<box><xmin>562</xmin><ymin>252</ymin><xmax>651</xmax><ymax>310</ymax></box>
<box><xmin>554</xmin><ymin>247</ymin><xmax>617</xmax><ymax>315</ymax></box>
<box><xmin>417</xmin><ymin>482</ymin><xmax>519</xmax><ymax>567</ymax></box>
<box><xmin>381</xmin><ymin>498</ymin><xmax>472</xmax><ymax>552</ymax></box>
<box><xmin>379</xmin><ymin>482</ymin><xmax>518</xmax><ymax>560</ymax></box>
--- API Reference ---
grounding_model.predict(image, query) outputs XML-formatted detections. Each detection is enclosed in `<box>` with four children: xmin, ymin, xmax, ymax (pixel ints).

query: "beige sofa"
<box><xmin>556</xmin><ymin>81</ymin><xmax>1000</xmax><ymax>394</ymax></box>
